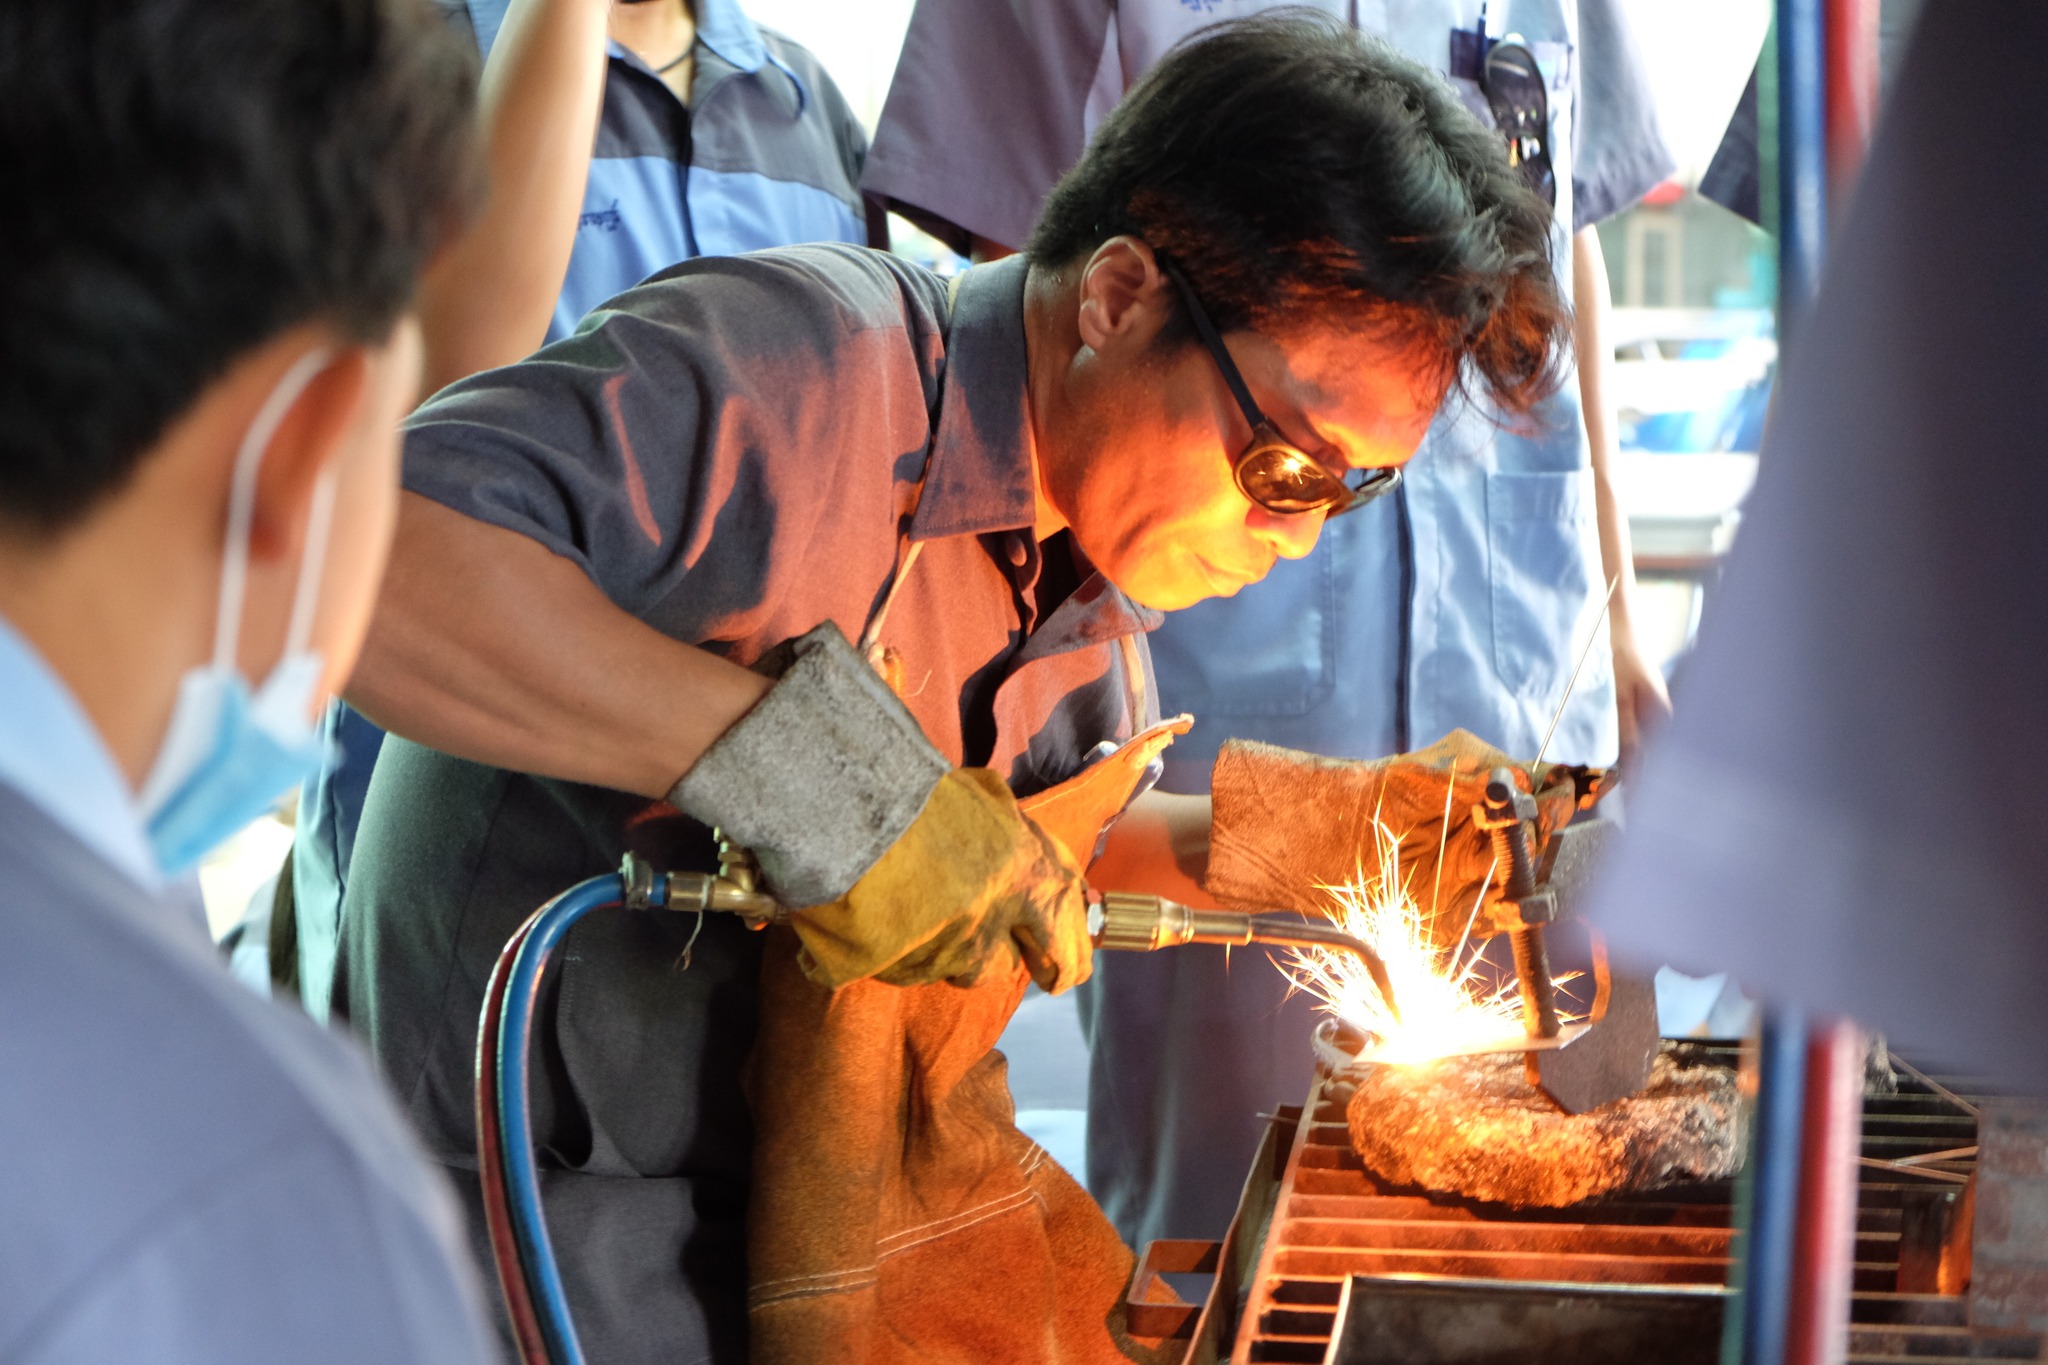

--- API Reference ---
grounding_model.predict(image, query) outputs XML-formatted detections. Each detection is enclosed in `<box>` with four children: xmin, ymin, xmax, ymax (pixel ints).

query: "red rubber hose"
<box><xmin>476</xmin><ymin>911</ymin><xmax>551</xmax><ymax>1365</ymax></box>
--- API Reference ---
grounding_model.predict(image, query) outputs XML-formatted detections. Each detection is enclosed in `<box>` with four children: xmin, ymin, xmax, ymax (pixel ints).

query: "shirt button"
<box><xmin>1008</xmin><ymin>536</ymin><xmax>1029</xmax><ymax>567</ymax></box>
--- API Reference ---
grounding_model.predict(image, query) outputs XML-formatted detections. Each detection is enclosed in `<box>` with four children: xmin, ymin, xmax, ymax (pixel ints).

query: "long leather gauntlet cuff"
<box><xmin>666</xmin><ymin>623</ymin><xmax>949</xmax><ymax>907</ymax></box>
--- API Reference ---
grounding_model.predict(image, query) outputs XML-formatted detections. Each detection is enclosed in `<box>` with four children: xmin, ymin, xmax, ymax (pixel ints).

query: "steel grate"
<box><xmin>1175</xmin><ymin>1053</ymin><xmax>2041</xmax><ymax>1364</ymax></box>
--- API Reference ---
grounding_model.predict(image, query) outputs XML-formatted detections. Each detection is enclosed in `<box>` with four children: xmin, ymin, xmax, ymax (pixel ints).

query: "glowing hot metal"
<box><xmin>1281</xmin><ymin>818</ymin><xmax>1580</xmax><ymax>1067</ymax></box>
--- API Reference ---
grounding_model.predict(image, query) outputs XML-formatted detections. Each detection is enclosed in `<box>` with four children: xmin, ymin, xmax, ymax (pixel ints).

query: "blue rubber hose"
<box><xmin>494</xmin><ymin>873</ymin><xmax>644</xmax><ymax>1365</ymax></box>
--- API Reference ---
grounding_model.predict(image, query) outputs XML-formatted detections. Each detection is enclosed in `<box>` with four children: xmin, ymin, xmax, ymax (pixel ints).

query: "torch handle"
<box><xmin>1089</xmin><ymin>892</ymin><xmax>1402</xmax><ymax>1023</ymax></box>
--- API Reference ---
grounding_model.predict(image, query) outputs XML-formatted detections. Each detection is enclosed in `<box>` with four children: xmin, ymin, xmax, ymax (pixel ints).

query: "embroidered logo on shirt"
<box><xmin>579</xmin><ymin>200</ymin><xmax>624</xmax><ymax>233</ymax></box>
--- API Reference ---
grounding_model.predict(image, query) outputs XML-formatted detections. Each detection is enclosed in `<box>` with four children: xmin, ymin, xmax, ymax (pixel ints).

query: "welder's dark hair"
<box><xmin>0</xmin><ymin>0</ymin><xmax>481</xmax><ymax>535</ymax></box>
<box><xmin>1028</xmin><ymin>11</ymin><xmax>1569</xmax><ymax>412</ymax></box>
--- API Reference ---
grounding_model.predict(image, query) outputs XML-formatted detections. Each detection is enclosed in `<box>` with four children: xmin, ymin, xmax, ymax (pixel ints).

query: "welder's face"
<box><xmin>1047</xmin><ymin>300</ymin><xmax>1442</xmax><ymax>612</ymax></box>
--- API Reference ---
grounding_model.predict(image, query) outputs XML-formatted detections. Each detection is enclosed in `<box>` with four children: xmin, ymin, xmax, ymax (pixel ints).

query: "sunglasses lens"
<box><xmin>1238</xmin><ymin>444</ymin><xmax>1347</xmax><ymax>514</ymax></box>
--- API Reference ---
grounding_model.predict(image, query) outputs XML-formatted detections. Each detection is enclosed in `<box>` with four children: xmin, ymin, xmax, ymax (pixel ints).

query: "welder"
<box><xmin>339</xmin><ymin>15</ymin><xmax>1572</xmax><ymax>1362</ymax></box>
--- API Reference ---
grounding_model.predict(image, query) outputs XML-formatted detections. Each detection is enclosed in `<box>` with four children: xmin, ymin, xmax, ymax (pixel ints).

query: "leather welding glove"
<box><xmin>1205</xmin><ymin>729</ymin><xmax>1591</xmax><ymax>952</ymax></box>
<box><xmin>667</xmin><ymin>622</ymin><xmax>1092</xmax><ymax>992</ymax></box>
<box><xmin>791</xmin><ymin>767</ymin><xmax>1093</xmax><ymax>992</ymax></box>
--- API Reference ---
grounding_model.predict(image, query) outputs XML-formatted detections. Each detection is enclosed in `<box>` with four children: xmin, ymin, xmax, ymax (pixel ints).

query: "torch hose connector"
<box><xmin>658</xmin><ymin>869</ymin><xmax>786</xmax><ymax>926</ymax></box>
<box><xmin>1090</xmin><ymin>892</ymin><xmax>1401</xmax><ymax>1023</ymax></box>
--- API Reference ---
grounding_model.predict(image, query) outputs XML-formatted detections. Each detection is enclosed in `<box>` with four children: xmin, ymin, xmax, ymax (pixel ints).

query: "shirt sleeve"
<box><xmin>401</xmin><ymin>247</ymin><xmax>940</xmax><ymax>646</ymax></box>
<box><xmin>861</xmin><ymin>0</ymin><xmax>1115</xmax><ymax>253</ymax></box>
<box><xmin>20</xmin><ymin>1134</ymin><xmax>499</xmax><ymax>1365</ymax></box>
<box><xmin>1572</xmin><ymin>0</ymin><xmax>1678</xmax><ymax>229</ymax></box>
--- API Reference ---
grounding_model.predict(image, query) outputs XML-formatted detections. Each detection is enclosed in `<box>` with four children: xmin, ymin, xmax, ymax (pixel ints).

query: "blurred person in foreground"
<box><xmin>0</xmin><ymin>0</ymin><xmax>506</xmax><ymax>1358</ymax></box>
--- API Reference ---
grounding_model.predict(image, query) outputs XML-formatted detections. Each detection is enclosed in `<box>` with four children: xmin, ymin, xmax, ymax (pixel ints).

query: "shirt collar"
<box><xmin>468</xmin><ymin>0</ymin><xmax>765</xmax><ymax>73</ymax></box>
<box><xmin>691</xmin><ymin>0</ymin><xmax>766</xmax><ymax>72</ymax></box>
<box><xmin>911</xmin><ymin>255</ymin><xmax>1039</xmax><ymax>543</ymax></box>
<box><xmin>1017</xmin><ymin>572</ymin><xmax>1166</xmax><ymax>665</ymax></box>
<box><xmin>0</xmin><ymin>613</ymin><xmax>161</xmax><ymax>893</ymax></box>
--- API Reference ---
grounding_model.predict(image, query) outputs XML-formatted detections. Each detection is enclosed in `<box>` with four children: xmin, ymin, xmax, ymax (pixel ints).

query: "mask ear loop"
<box><xmin>211</xmin><ymin>348</ymin><xmax>335</xmax><ymax>676</ymax></box>
<box><xmin>284</xmin><ymin>467</ymin><xmax>340</xmax><ymax>661</ymax></box>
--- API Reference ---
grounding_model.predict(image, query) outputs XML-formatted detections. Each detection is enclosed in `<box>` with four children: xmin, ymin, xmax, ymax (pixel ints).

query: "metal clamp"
<box><xmin>1476</xmin><ymin>767</ymin><xmax>1562</xmax><ymax>1061</ymax></box>
<box><xmin>620</xmin><ymin>852</ymin><xmax>661</xmax><ymax>910</ymax></box>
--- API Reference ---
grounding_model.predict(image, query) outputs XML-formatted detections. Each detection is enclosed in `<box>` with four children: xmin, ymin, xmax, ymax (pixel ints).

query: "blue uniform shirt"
<box><xmin>455</xmin><ymin>0</ymin><xmax>870</xmax><ymax>340</ymax></box>
<box><xmin>0</xmin><ymin>614</ymin><xmax>498</xmax><ymax>1365</ymax></box>
<box><xmin>293</xmin><ymin>0</ymin><xmax>870</xmax><ymax>1019</ymax></box>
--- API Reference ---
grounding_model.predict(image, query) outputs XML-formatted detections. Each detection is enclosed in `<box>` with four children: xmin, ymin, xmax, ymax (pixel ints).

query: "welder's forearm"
<box><xmin>347</xmin><ymin>495</ymin><xmax>770</xmax><ymax>798</ymax></box>
<box><xmin>1574</xmin><ymin>227</ymin><xmax>1643</xmax><ymax>645</ymax></box>
<box><xmin>414</xmin><ymin>0</ymin><xmax>610</xmax><ymax>397</ymax></box>
<box><xmin>1087</xmin><ymin>790</ymin><xmax>1220</xmax><ymax>908</ymax></box>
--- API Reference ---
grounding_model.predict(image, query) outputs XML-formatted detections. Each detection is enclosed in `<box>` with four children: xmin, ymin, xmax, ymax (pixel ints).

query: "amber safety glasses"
<box><xmin>1157</xmin><ymin>255</ymin><xmax>1401</xmax><ymax>518</ymax></box>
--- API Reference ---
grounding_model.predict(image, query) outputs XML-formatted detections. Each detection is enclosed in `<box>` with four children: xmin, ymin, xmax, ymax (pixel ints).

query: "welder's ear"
<box><xmin>1075</xmin><ymin>236</ymin><xmax>1173</xmax><ymax>353</ymax></box>
<box><xmin>247</xmin><ymin>345</ymin><xmax>372</xmax><ymax>564</ymax></box>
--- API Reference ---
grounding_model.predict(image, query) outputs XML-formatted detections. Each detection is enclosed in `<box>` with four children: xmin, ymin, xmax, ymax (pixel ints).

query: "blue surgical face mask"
<box><xmin>138</xmin><ymin>349</ymin><xmax>340</xmax><ymax>875</ymax></box>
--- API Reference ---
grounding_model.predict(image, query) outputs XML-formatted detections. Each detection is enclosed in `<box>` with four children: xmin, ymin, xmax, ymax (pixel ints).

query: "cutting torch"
<box><xmin>675</xmin><ymin>843</ymin><xmax>1402</xmax><ymax>1019</ymax></box>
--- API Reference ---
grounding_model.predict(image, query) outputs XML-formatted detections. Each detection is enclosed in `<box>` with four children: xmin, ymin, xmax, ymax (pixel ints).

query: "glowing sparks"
<box><xmin>1281</xmin><ymin>818</ymin><xmax>1537</xmax><ymax>1067</ymax></box>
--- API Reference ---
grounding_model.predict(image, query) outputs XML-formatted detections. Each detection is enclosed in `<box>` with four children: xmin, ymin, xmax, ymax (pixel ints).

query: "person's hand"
<box><xmin>666</xmin><ymin>623</ymin><xmax>1094</xmax><ymax>993</ymax></box>
<box><xmin>1205</xmin><ymin>730</ymin><xmax>1585</xmax><ymax>952</ymax></box>
<box><xmin>789</xmin><ymin>768</ymin><xmax>1092</xmax><ymax>992</ymax></box>
<box><xmin>1611</xmin><ymin>628</ymin><xmax>1673</xmax><ymax>774</ymax></box>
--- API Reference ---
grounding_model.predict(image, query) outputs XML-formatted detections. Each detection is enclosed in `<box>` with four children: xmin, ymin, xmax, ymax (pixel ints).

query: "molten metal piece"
<box><xmin>1346</xmin><ymin>1046</ymin><xmax>1744</xmax><ymax>1207</ymax></box>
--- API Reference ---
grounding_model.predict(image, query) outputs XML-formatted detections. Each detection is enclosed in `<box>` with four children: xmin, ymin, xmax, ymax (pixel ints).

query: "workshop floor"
<box><xmin>998</xmin><ymin>987</ymin><xmax>1091</xmax><ymax>1179</ymax></box>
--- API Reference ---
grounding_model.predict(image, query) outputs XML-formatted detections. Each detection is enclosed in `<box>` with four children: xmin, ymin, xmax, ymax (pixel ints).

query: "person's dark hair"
<box><xmin>0</xmin><ymin>0</ymin><xmax>482</xmax><ymax>534</ymax></box>
<box><xmin>1027</xmin><ymin>11</ymin><xmax>1569</xmax><ymax>412</ymax></box>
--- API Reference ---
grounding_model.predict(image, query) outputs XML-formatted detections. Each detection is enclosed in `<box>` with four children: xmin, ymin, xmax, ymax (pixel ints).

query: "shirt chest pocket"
<box><xmin>1146</xmin><ymin>544</ymin><xmax>1338</xmax><ymax>718</ymax></box>
<box><xmin>1486</xmin><ymin>468</ymin><xmax>1600</xmax><ymax>700</ymax></box>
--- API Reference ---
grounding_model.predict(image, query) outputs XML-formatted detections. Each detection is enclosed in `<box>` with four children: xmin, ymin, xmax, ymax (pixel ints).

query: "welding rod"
<box><xmin>1090</xmin><ymin>891</ymin><xmax>1401</xmax><ymax>1023</ymax></box>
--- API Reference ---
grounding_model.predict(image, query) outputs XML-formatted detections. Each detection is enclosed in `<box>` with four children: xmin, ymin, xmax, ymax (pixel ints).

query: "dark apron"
<box><xmin>335</xmin><ymin>737</ymin><xmax>757</xmax><ymax>1364</ymax></box>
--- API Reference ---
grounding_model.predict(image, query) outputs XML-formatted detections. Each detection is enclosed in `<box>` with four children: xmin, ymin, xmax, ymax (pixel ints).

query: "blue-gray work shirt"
<box><xmin>341</xmin><ymin>246</ymin><xmax>1160</xmax><ymax>1363</ymax></box>
<box><xmin>864</xmin><ymin>0</ymin><xmax>1678</xmax><ymax>780</ymax></box>
<box><xmin>401</xmin><ymin>245</ymin><xmax>1160</xmax><ymax>781</ymax></box>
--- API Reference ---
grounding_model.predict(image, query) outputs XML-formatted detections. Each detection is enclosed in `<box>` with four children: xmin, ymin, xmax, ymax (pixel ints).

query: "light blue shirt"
<box><xmin>0</xmin><ymin>612</ymin><xmax>160</xmax><ymax>893</ymax></box>
<box><xmin>0</xmin><ymin>622</ymin><xmax>500</xmax><ymax>1365</ymax></box>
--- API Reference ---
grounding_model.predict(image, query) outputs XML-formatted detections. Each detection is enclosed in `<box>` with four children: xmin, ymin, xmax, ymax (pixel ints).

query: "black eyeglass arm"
<box><xmin>1156</xmin><ymin>255</ymin><xmax>1271</xmax><ymax>433</ymax></box>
